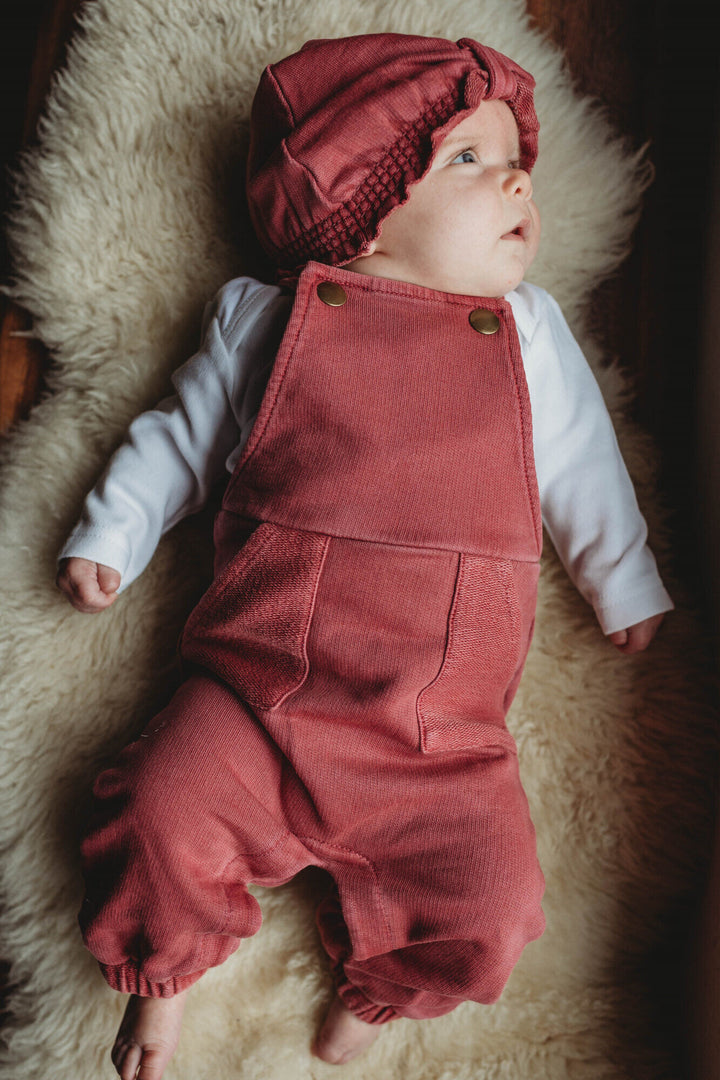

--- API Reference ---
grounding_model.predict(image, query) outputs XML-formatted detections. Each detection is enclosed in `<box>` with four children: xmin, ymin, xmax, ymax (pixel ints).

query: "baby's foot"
<box><xmin>111</xmin><ymin>990</ymin><xmax>188</xmax><ymax>1080</ymax></box>
<box><xmin>312</xmin><ymin>994</ymin><xmax>381</xmax><ymax>1065</ymax></box>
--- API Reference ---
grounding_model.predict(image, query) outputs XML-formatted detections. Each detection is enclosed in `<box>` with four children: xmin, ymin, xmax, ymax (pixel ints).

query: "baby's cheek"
<box><xmin>524</xmin><ymin>234</ymin><xmax>540</xmax><ymax>271</ymax></box>
<box><xmin>529</xmin><ymin>205</ymin><xmax>541</xmax><ymax>250</ymax></box>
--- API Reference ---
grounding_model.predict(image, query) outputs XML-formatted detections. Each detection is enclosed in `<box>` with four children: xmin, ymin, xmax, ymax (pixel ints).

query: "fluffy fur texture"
<box><xmin>0</xmin><ymin>1</ymin><xmax>715</xmax><ymax>1077</ymax></box>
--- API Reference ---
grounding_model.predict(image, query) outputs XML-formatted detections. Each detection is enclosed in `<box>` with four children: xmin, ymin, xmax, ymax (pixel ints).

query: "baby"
<box><xmin>56</xmin><ymin>33</ymin><xmax>673</xmax><ymax>1079</ymax></box>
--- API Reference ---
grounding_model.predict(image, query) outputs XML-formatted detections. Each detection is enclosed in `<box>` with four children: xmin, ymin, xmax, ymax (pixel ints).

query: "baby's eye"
<box><xmin>450</xmin><ymin>149</ymin><xmax>478</xmax><ymax>165</ymax></box>
<box><xmin>508</xmin><ymin>160</ymin><xmax>522</xmax><ymax>171</ymax></box>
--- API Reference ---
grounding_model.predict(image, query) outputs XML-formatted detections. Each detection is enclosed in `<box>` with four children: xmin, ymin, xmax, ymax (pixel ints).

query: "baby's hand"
<box><xmin>607</xmin><ymin>613</ymin><xmax>665</xmax><ymax>655</ymax></box>
<box><xmin>56</xmin><ymin>557</ymin><xmax>121</xmax><ymax>613</ymax></box>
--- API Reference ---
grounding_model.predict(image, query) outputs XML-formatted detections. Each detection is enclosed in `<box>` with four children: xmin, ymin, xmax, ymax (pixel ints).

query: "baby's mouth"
<box><xmin>503</xmin><ymin>218</ymin><xmax>531</xmax><ymax>241</ymax></box>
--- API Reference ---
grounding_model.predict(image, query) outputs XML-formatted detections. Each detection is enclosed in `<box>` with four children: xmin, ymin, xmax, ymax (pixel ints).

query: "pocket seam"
<box><xmin>180</xmin><ymin>523</ymin><xmax>328</xmax><ymax>712</ymax></box>
<box><xmin>416</xmin><ymin>553</ymin><xmax>462</xmax><ymax>746</ymax></box>
<box><xmin>416</xmin><ymin>553</ymin><xmax>521</xmax><ymax>755</ymax></box>
<box><xmin>266</xmin><ymin>532</ymin><xmax>330</xmax><ymax>710</ymax></box>
<box><xmin>498</xmin><ymin>559</ymin><xmax>522</xmax><ymax>659</ymax></box>
<box><xmin>179</xmin><ymin>524</ymin><xmax>272</xmax><ymax>667</ymax></box>
<box><xmin>188</xmin><ymin>525</ymin><xmax>273</xmax><ymax>636</ymax></box>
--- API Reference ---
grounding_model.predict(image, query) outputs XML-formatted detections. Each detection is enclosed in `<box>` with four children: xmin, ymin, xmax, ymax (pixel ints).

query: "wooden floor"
<box><xmin>1</xmin><ymin>0</ymin><xmax>87</xmax><ymax>430</ymax></box>
<box><xmin>1</xmin><ymin>0</ymin><xmax>717</xmax><ymax>557</ymax></box>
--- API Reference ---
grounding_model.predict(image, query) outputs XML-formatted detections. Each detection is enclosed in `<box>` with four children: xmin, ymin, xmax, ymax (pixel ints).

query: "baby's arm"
<box><xmin>56</xmin><ymin>558</ymin><xmax>121</xmax><ymax>613</ymax></box>
<box><xmin>56</xmin><ymin>279</ymin><xmax>289</xmax><ymax>609</ymax></box>
<box><xmin>516</xmin><ymin>285</ymin><xmax>674</xmax><ymax>646</ymax></box>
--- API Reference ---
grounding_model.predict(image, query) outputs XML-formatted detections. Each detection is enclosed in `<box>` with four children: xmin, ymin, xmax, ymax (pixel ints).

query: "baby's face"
<box><xmin>346</xmin><ymin>99</ymin><xmax>540</xmax><ymax>297</ymax></box>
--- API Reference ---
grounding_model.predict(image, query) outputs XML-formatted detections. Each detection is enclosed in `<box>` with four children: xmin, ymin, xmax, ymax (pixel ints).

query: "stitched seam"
<box><xmin>62</xmin><ymin>526</ymin><xmax>132</xmax><ymax>551</ymax></box>
<box><xmin>297</xmin><ymin>835</ymin><xmax>393</xmax><ymax>940</ymax></box>
<box><xmin>416</xmin><ymin>552</ymin><xmax>463</xmax><ymax>750</ymax></box>
<box><xmin>310</xmin><ymin>263</ymin><xmax>508</xmax><ymax>310</ymax></box>
<box><xmin>500</xmin><ymin>560</ymin><xmax>521</xmax><ymax>652</ymax></box>
<box><xmin>416</xmin><ymin>555</ymin><xmax>522</xmax><ymax>755</ymax></box>
<box><xmin>242</xmin><ymin>515</ymin><xmax>540</xmax><ymax>562</ymax></box>
<box><xmin>217</xmin><ymin>831</ymin><xmax>299</xmax><ymax>935</ymax></box>
<box><xmin>263</xmin><ymin>532</ymin><xmax>331</xmax><ymax>710</ymax></box>
<box><xmin>188</xmin><ymin>526</ymin><xmax>273</xmax><ymax>633</ymax></box>
<box><xmin>269</xmin><ymin>67</ymin><xmax>297</xmax><ymax>126</ymax></box>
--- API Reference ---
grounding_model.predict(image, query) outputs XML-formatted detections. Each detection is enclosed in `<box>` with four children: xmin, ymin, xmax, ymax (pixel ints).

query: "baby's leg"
<box><xmin>111</xmin><ymin>991</ymin><xmax>188</xmax><ymax>1080</ymax></box>
<box><xmin>81</xmin><ymin>673</ymin><xmax>312</xmax><ymax>990</ymax></box>
<box><xmin>311</xmin><ymin>746</ymin><xmax>546</xmax><ymax>1055</ymax></box>
<box><xmin>80</xmin><ymin>674</ymin><xmax>312</xmax><ymax>1067</ymax></box>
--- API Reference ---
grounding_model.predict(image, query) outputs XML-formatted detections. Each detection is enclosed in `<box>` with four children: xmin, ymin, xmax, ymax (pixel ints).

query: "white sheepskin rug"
<box><xmin>1</xmin><ymin>1</ymin><xmax>716</xmax><ymax>1077</ymax></box>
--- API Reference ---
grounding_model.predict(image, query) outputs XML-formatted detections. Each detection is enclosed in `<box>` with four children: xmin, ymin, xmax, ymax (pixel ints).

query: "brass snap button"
<box><xmin>469</xmin><ymin>308</ymin><xmax>500</xmax><ymax>335</ymax></box>
<box><xmin>317</xmin><ymin>281</ymin><xmax>347</xmax><ymax>307</ymax></box>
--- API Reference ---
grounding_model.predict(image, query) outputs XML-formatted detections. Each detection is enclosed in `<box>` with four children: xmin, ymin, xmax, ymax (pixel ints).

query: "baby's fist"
<box><xmin>608</xmin><ymin>612</ymin><xmax>665</xmax><ymax>655</ymax></box>
<box><xmin>56</xmin><ymin>557</ymin><xmax>121</xmax><ymax>613</ymax></box>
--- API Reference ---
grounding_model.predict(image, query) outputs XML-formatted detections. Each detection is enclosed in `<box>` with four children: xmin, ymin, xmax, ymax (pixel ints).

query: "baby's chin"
<box><xmin>416</xmin><ymin>260</ymin><xmax>533</xmax><ymax>298</ymax></box>
<box><xmin>339</xmin><ymin>257</ymin><xmax>529</xmax><ymax>298</ymax></box>
<box><xmin>480</xmin><ymin>263</ymin><xmax>535</xmax><ymax>298</ymax></box>
<box><xmin>454</xmin><ymin>272</ymin><xmax>528</xmax><ymax>298</ymax></box>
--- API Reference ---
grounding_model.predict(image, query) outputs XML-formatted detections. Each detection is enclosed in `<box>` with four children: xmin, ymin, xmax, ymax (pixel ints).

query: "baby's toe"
<box><xmin>111</xmin><ymin>1037</ymin><xmax>142</xmax><ymax>1080</ymax></box>
<box><xmin>135</xmin><ymin>1044</ymin><xmax>175</xmax><ymax>1080</ymax></box>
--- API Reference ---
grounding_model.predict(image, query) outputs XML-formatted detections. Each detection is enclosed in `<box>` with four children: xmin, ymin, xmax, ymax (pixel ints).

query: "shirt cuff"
<box><xmin>593</xmin><ymin>581</ymin><xmax>675</xmax><ymax>636</ymax></box>
<box><xmin>58</xmin><ymin>528</ymin><xmax>132</xmax><ymax>589</ymax></box>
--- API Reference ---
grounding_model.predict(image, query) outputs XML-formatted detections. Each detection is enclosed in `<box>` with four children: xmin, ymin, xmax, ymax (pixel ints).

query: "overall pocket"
<box><xmin>181</xmin><ymin>520</ymin><xmax>330</xmax><ymax>712</ymax></box>
<box><xmin>416</xmin><ymin>554</ymin><xmax>537</xmax><ymax>755</ymax></box>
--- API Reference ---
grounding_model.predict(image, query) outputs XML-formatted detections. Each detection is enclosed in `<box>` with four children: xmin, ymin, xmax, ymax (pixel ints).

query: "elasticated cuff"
<box><xmin>99</xmin><ymin>961</ymin><xmax>205</xmax><ymax>998</ymax></box>
<box><xmin>333</xmin><ymin>965</ymin><xmax>400</xmax><ymax>1025</ymax></box>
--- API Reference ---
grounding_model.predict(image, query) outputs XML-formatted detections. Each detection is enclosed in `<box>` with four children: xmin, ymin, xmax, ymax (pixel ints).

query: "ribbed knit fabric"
<box><xmin>80</xmin><ymin>263</ymin><xmax>546</xmax><ymax>1019</ymax></box>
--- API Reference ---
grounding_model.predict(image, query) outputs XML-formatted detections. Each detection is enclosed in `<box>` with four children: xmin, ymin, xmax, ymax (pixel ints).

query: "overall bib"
<box><xmin>80</xmin><ymin>261</ymin><xmax>546</xmax><ymax>1023</ymax></box>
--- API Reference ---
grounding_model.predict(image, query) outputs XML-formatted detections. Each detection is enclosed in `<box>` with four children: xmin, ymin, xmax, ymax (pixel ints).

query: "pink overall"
<box><xmin>80</xmin><ymin>261</ymin><xmax>546</xmax><ymax>1023</ymax></box>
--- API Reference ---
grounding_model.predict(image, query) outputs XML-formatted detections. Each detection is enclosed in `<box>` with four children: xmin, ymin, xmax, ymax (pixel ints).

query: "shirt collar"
<box><xmin>505</xmin><ymin>283</ymin><xmax>540</xmax><ymax>346</ymax></box>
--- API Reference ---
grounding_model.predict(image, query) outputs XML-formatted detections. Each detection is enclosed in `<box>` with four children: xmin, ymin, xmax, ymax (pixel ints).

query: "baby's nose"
<box><xmin>504</xmin><ymin>168</ymin><xmax>533</xmax><ymax>200</ymax></box>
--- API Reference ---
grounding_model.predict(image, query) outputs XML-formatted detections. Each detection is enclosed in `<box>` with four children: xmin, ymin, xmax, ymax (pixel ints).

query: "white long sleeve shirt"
<box><xmin>59</xmin><ymin>275</ymin><xmax>674</xmax><ymax>635</ymax></box>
